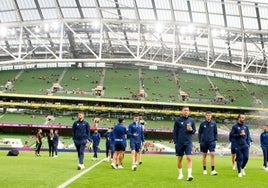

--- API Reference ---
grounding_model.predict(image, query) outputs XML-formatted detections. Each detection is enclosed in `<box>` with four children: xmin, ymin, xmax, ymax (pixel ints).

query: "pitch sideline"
<box><xmin>57</xmin><ymin>158</ymin><xmax>105</xmax><ymax>188</ymax></box>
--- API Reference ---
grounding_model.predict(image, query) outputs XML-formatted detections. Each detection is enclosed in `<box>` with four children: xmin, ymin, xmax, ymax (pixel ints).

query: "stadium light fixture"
<box><xmin>92</xmin><ymin>21</ymin><xmax>100</xmax><ymax>30</ymax></box>
<box><xmin>211</xmin><ymin>29</ymin><xmax>219</xmax><ymax>37</ymax></box>
<box><xmin>187</xmin><ymin>25</ymin><xmax>195</xmax><ymax>34</ymax></box>
<box><xmin>0</xmin><ymin>26</ymin><xmax>7</xmax><ymax>37</ymax></box>
<box><xmin>51</xmin><ymin>22</ymin><xmax>59</xmax><ymax>31</ymax></box>
<box><xmin>154</xmin><ymin>23</ymin><xmax>163</xmax><ymax>33</ymax></box>
<box><xmin>10</xmin><ymin>28</ymin><xmax>16</xmax><ymax>35</ymax></box>
<box><xmin>34</xmin><ymin>26</ymin><xmax>41</xmax><ymax>33</ymax></box>
<box><xmin>179</xmin><ymin>26</ymin><xmax>187</xmax><ymax>35</ymax></box>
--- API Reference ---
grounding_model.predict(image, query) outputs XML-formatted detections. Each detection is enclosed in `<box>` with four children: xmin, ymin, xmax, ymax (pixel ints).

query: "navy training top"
<box><xmin>173</xmin><ymin>116</ymin><xmax>196</xmax><ymax>145</ymax></box>
<box><xmin>260</xmin><ymin>131</ymin><xmax>268</xmax><ymax>148</ymax></box>
<box><xmin>113</xmin><ymin>123</ymin><xmax>127</xmax><ymax>143</ymax></box>
<box><xmin>128</xmin><ymin>122</ymin><xmax>145</xmax><ymax>144</ymax></box>
<box><xmin>198</xmin><ymin>120</ymin><xmax>218</xmax><ymax>143</ymax></box>
<box><xmin>229</xmin><ymin>122</ymin><xmax>251</xmax><ymax>147</ymax></box>
<box><xmin>91</xmin><ymin>132</ymin><xmax>101</xmax><ymax>146</ymax></box>
<box><xmin>72</xmin><ymin>119</ymin><xmax>90</xmax><ymax>143</ymax></box>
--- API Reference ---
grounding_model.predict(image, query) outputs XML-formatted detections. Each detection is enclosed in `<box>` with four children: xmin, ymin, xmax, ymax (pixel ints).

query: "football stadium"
<box><xmin>0</xmin><ymin>0</ymin><xmax>268</xmax><ymax>187</ymax></box>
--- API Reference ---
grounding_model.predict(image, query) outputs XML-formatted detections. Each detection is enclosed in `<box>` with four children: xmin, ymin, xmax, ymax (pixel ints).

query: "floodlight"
<box><xmin>34</xmin><ymin>26</ymin><xmax>41</xmax><ymax>33</ymax></box>
<box><xmin>92</xmin><ymin>21</ymin><xmax>100</xmax><ymax>29</ymax></box>
<box><xmin>155</xmin><ymin>23</ymin><xmax>163</xmax><ymax>33</ymax></box>
<box><xmin>51</xmin><ymin>22</ymin><xmax>59</xmax><ymax>31</ymax></box>
<box><xmin>44</xmin><ymin>23</ymin><xmax>50</xmax><ymax>32</ymax></box>
<box><xmin>0</xmin><ymin>27</ymin><xmax>7</xmax><ymax>37</ymax></box>
<box><xmin>211</xmin><ymin>29</ymin><xmax>219</xmax><ymax>37</ymax></box>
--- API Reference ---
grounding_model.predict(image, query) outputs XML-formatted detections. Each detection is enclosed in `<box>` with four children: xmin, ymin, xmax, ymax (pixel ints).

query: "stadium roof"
<box><xmin>0</xmin><ymin>0</ymin><xmax>268</xmax><ymax>79</ymax></box>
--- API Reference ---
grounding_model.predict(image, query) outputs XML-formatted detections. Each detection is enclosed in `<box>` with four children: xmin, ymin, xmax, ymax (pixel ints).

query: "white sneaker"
<box><xmin>238</xmin><ymin>173</ymin><xmax>243</xmax><ymax>178</ymax></box>
<box><xmin>80</xmin><ymin>164</ymin><xmax>85</xmax><ymax>169</ymax></box>
<box><xmin>262</xmin><ymin>166</ymin><xmax>268</xmax><ymax>171</ymax></box>
<box><xmin>177</xmin><ymin>174</ymin><xmax>183</xmax><ymax>180</ymax></box>
<box><xmin>105</xmin><ymin>157</ymin><xmax>110</xmax><ymax>162</ymax></box>
<box><xmin>53</xmin><ymin>155</ymin><xmax>58</xmax><ymax>158</ymax></box>
<box><xmin>232</xmin><ymin>165</ymin><xmax>236</xmax><ymax>170</ymax></box>
<box><xmin>241</xmin><ymin>169</ymin><xmax>246</xmax><ymax>176</ymax></box>
<box><xmin>131</xmin><ymin>164</ymin><xmax>137</xmax><ymax>171</ymax></box>
<box><xmin>187</xmin><ymin>175</ymin><xmax>193</xmax><ymax>181</ymax></box>
<box><xmin>203</xmin><ymin>170</ymin><xmax>207</xmax><ymax>175</ymax></box>
<box><xmin>211</xmin><ymin>170</ymin><xmax>218</xmax><ymax>176</ymax></box>
<box><xmin>117</xmin><ymin>165</ymin><xmax>123</xmax><ymax>169</ymax></box>
<box><xmin>111</xmin><ymin>163</ymin><xmax>117</xmax><ymax>169</ymax></box>
<box><xmin>77</xmin><ymin>164</ymin><xmax>85</xmax><ymax>170</ymax></box>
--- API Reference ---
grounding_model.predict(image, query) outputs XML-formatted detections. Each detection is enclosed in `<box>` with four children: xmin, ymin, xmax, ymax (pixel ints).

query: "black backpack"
<box><xmin>7</xmin><ymin>149</ymin><xmax>19</xmax><ymax>156</ymax></box>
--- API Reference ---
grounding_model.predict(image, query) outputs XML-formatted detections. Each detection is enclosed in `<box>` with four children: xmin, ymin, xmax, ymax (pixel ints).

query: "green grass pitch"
<box><xmin>0</xmin><ymin>151</ymin><xmax>267</xmax><ymax>188</ymax></box>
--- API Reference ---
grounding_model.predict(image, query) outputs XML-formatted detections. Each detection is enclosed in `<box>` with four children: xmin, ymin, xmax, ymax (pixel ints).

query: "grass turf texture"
<box><xmin>0</xmin><ymin>151</ymin><xmax>267</xmax><ymax>188</ymax></box>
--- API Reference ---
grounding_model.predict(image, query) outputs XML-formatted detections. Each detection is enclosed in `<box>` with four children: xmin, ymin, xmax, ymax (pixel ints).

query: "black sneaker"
<box><xmin>187</xmin><ymin>176</ymin><xmax>193</xmax><ymax>181</ymax></box>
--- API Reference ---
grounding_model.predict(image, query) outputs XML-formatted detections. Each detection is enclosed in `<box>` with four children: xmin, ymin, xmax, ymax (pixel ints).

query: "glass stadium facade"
<box><xmin>0</xmin><ymin>0</ymin><xmax>268</xmax><ymax>81</ymax></box>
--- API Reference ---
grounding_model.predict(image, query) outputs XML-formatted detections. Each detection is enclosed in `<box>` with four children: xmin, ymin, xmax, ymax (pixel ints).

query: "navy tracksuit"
<box><xmin>260</xmin><ymin>131</ymin><xmax>268</xmax><ymax>167</ymax></box>
<box><xmin>72</xmin><ymin>120</ymin><xmax>90</xmax><ymax>164</ymax></box>
<box><xmin>173</xmin><ymin>116</ymin><xmax>196</xmax><ymax>156</ymax></box>
<box><xmin>104</xmin><ymin>131</ymin><xmax>114</xmax><ymax>158</ymax></box>
<box><xmin>91</xmin><ymin>132</ymin><xmax>101</xmax><ymax>158</ymax></box>
<box><xmin>198</xmin><ymin>120</ymin><xmax>217</xmax><ymax>153</ymax></box>
<box><xmin>229</xmin><ymin>123</ymin><xmax>251</xmax><ymax>173</ymax></box>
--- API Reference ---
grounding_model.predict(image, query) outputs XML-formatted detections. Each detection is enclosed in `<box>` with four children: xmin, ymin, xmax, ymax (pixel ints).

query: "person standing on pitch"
<box><xmin>53</xmin><ymin>129</ymin><xmax>59</xmax><ymax>157</ymax></box>
<box><xmin>260</xmin><ymin>124</ymin><xmax>268</xmax><ymax>171</ymax></box>
<box><xmin>138</xmin><ymin>119</ymin><xmax>146</xmax><ymax>165</ymax></box>
<box><xmin>198</xmin><ymin>111</ymin><xmax>218</xmax><ymax>176</ymax></box>
<box><xmin>229</xmin><ymin>131</ymin><xmax>236</xmax><ymax>170</ymax></box>
<box><xmin>128</xmin><ymin>114</ymin><xmax>145</xmax><ymax>171</ymax></box>
<box><xmin>173</xmin><ymin>106</ymin><xmax>196</xmax><ymax>181</ymax></box>
<box><xmin>111</xmin><ymin>117</ymin><xmax>128</xmax><ymax>169</ymax></box>
<box><xmin>229</xmin><ymin>114</ymin><xmax>251</xmax><ymax>178</ymax></box>
<box><xmin>103</xmin><ymin>127</ymin><xmax>114</xmax><ymax>162</ymax></box>
<box><xmin>91</xmin><ymin>129</ymin><xmax>101</xmax><ymax>161</ymax></box>
<box><xmin>35</xmin><ymin>129</ymin><xmax>43</xmax><ymax>157</ymax></box>
<box><xmin>72</xmin><ymin>111</ymin><xmax>91</xmax><ymax>170</ymax></box>
<box><xmin>47</xmin><ymin>129</ymin><xmax>55</xmax><ymax>157</ymax></box>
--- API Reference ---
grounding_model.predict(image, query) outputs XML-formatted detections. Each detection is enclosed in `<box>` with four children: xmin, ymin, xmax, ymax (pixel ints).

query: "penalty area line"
<box><xmin>57</xmin><ymin>158</ymin><xmax>105</xmax><ymax>188</ymax></box>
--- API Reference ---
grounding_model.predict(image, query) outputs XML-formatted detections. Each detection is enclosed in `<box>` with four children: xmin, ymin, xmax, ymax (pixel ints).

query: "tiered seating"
<box><xmin>142</xmin><ymin>69</ymin><xmax>179</xmax><ymax>102</ymax></box>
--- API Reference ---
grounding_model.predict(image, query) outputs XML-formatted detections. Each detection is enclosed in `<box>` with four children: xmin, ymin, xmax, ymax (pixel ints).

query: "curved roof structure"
<box><xmin>0</xmin><ymin>0</ymin><xmax>268</xmax><ymax>79</ymax></box>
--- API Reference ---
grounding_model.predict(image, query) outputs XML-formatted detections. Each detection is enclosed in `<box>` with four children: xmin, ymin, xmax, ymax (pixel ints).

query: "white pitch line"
<box><xmin>57</xmin><ymin>158</ymin><xmax>105</xmax><ymax>188</ymax></box>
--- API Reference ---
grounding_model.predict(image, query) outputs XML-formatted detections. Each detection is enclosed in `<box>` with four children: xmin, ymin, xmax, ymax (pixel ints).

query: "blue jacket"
<box><xmin>104</xmin><ymin>131</ymin><xmax>113</xmax><ymax>146</ymax></box>
<box><xmin>198</xmin><ymin>120</ymin><xmax>217</xmax><ymax>143</ymax></box>
<box><xmin>260</xmin><ymin>131</ymin><xmax>268</xmax><ymax>148</ymax></box>
<box><xmin>91</xmin><ymin>132</ymin><xmax>101</xmax><ymax>146</ymax></box>
<box><xmin>113</xmin><ymin>123</ymin><xmax>127</xmax><ymax>143</ymax></box>
<box><xmin>128</xmin><ymin>122</ymin><xmax>145</xmax><ymax>144</ymax></box>
<box><xmin>229</xmin><ymin>122</ymin><xmax>251</xmax><ymax>148</ymax></box>
<box><xmin>173</xmin><ymin>116</ymin><xmax>196</xmax><ymax>145</ymax></box>
<box><xmin>53</xmin><ymin>133</ymin><xmax>59</xmax><ymax>146</ymax></box>
<box><xmin>72</xmin><ymin>120</ymin><xmax>90</xmax><ymax>144</ymax></box>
